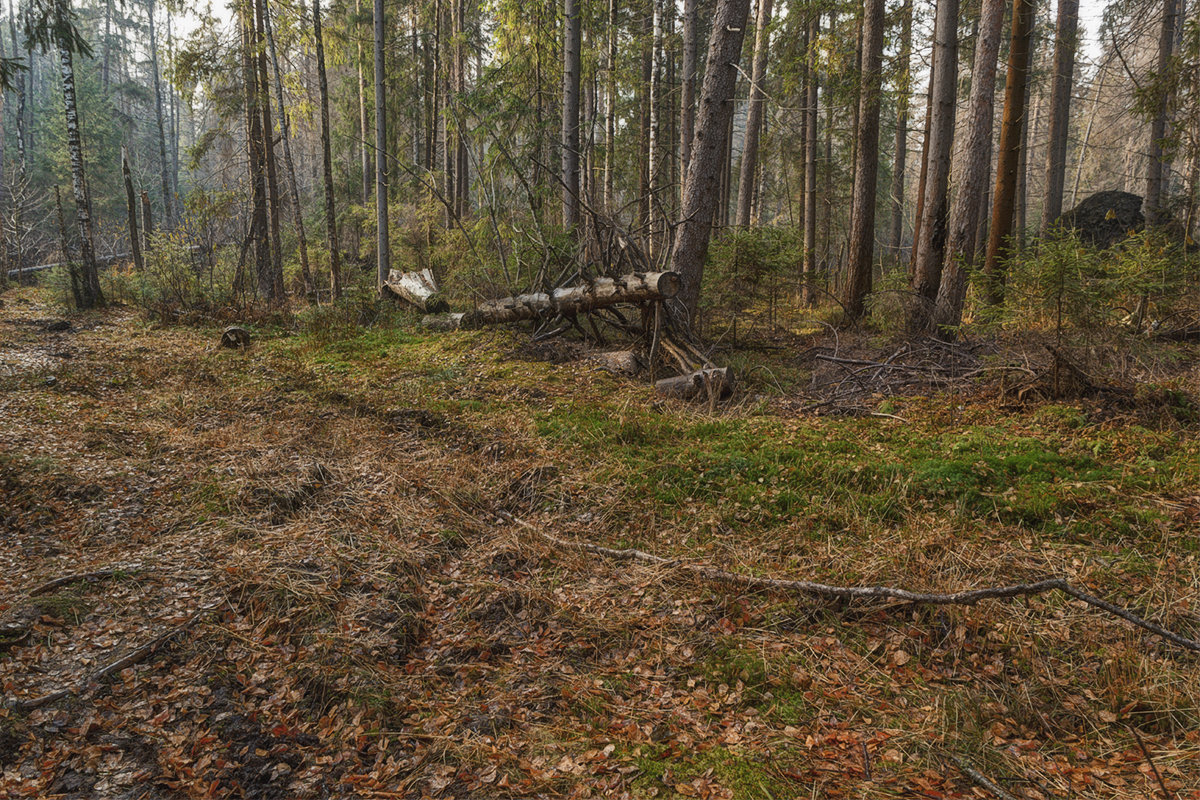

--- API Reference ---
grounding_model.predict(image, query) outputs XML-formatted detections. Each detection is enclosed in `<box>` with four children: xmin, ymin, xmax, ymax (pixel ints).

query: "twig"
<box><xmin>1127</xmin><ymin>724</ymin><xmax>1175</xmax><ymax>800</ymax></box>
<box><xmin>28</xmin><ymin>565</ymin><xmax>144</xmax><ymax>597</ymax></box>
<box><xmin>9</xmin><ymin>601</ymin><xmax>223</xmax><ymax>712</ymax></box>
<box><xmin>499</xmin><ymin>513</ymin><xmax>1200</xmax><ymax>654</ymax></box>
<box><xmin>947</xmin><ymin>754</ymin><xmax>1023</xmax><ymax>800</ymax></box>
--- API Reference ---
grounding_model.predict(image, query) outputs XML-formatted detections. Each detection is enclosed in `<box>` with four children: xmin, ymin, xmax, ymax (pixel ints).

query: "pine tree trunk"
<box><xmin>648</xmin><ymin>0</ymin><xmax>663</xmax><ymax>256</ymax></box>
<box><xmin>314</xmin><ymin>0</ymin><xmax>341</xmax><ymax>299</ymax></box>
<box><xmin>375</xmin><ymin>0</ymin><xmax>391</xmax><ymax>295</ymax></box>
<box><xmin>887</xmin><ymin>0</ymin><xmax>912</xmax><ymax>266</ymax></box>
<box><xmin>122</xmin><ymin>147</ymin><xmax>144</xmax><ymax>273</ymax></box>
<box><xmin>1040</xmin><ymin>0</ymin><xmax>1078</xmax><ymax>235</ymax></box>
<box><xmin>930</xmin><ymin>0</ymin><xmax>1005</xmax><ymax>335</ymax></box>
<box><xmin>908</xmin><ymin>0</ymin><xmax>959</xmax><ymax>323</ymax></box>
<box><xmin>58</xmin><ymin>44</ymin><xmax>104</xmax><ymax>309</ymax></box>
<box><xmin>255</xmin><ymin>0</ymin><xmax>284</xmax><ymax>299</ymax></box>
<box><xmin>605</xmin><ymin>0</ymin><xmax>618</xmax><ymax>213</ymax></box>
<box><xmin>841</xmin><ymin>0</ymin><xmax>887</xmax><ymax>323</ymax></box>
<box><xmin>562</xmin><ymin>0</ymin><xmax>582</xmax><ymax>228</ymax></box>
<box><xmin>242</xmin><ymin>4</ymin><xmax>271</xmax><ymax>301</ymax></box>
<box><xmin>1145</xmin><ymin>0</ymin><xmax>1179</xmax><ymax>224</ymax></box>
<box><xmin>264</xmin><ymin>3</ymin><xmax>314</xmax><ymax>294</ymax></box>
<box><xmin>679</xmin><ymin>0</ymin><xmax>697</xmax><ymax>191</ymax></box>
<box><xmin>983</xmin><ymin>0</ymin><xmax>1036</xmax><ymax>304</ymax></box>
<box><xmin>358</xmin><ymin>0</ymin><xmax>371</xmax><ymax>206</ymax></box>
<box><xmin>148</xmin><ymin>0</ymin><xmax>173</xmax><ymax>229</ymax></box>
<box><xmin>638</xmin><ymin>1</ymin><xmax>652</xmax><ymax>237</ymax></box>
<box><xmin>669</xmin><ymin>0</ymin><xmax>753</xmax><ymax>319</ymax></box>
<box><xmin>802</xmin><ymin>13</ymin><xmax>819</xmax><ymax>307</ymax></box>
<box><xmin>735</xmin><ymin>0</ymin><xmax>773</xmax><ymax>228</ymax></box>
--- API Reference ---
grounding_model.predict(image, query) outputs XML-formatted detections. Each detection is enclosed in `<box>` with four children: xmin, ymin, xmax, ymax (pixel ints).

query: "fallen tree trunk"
<box><xmin>385</xmin><ymin>268</ymin><xmax>450</xmax><ymax>313</ymax></box>
<box><xmin>655</xmin><ymin>367</ymin><xmax>733</xmax><ymax>399</ymax></box>
<box><xmin>424</xmin><ymin>272</ymin><xmax>681</xmax><ymax>330</ymax></box>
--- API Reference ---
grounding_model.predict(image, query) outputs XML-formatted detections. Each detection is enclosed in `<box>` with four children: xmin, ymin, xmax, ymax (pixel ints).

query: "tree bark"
<box><xmin>735</xmin><ymin>0</ymin><xmax>773</xmax><ymax>228</ymax></box>
<box><xmin>669</xmin><ymin>0</ymin><xmax>754</xmax><ymax>319</ymax></box>
<box><xmin>357</xmin><ymin>0</ymin><xmax>371</xmax><ymax>206</ymax></box>
<box><xmin>841</xmin><ymin>0</ymin><xmax>887</xmax><ymax>323</ymax></box>
<box><xmin>255</xmin><ymin>0</ymin><xmax>284</xmax><ymax>299</ymax></box>
<box><xmin>122</xmin><ymin>148</ymin><xmax>143</xmax><ymax>272</ymax></box>
<box><xmin>908</xmin><ymin>0</ymin><xmax>959</xmax><ymax>323</ymax></box>
<box><xmin>314</xmin><ymin>0</ymin><xmax>341</xmax><ymax>299</ymax></box>
<box><xmin>801</xmin><ymin>13</ymin><xmax>819</xmax><ymax>307</ymax></box>
<box><xmin>562</xmin><ymin>0</ymin><xmax>582</xmax><ymax>228</ymax></box>
<box><xmin>58</xmin><ymin>43</ymin><xmax>103</xmax><ymax>309</ymax></box>
<box><xmin>147</xmin><ymin>0</ymin><xmax>173</xmax><ymax>230</ymax></box>
<box><xmin>887</xmin><ymin>0</ymin><xmax>912</xmax><ymax>266</ymax></box>
<box><xmin>375</xmin><ymin>0</ymin><xmax>391</xmax><ymax>295</ymax></box>
<box><xmin>1040</xmin><ymin>0</ymin><xmax>1079</xmax><ymax>235</ymax></box>
<box><xmin>241</xmin><ymin>3</ymin><xmax>271</xmax><ymax>301</ymax></box>
<box><xmin>1144</xmin><ymin>0</ymin><xmax>1179</xmax><ymax>224</ymax></box>
<box><xmin>984</xmin><ymin>0</ymin><xmax>1036</xmax><ymax>305</ymax></box>
<box><xmin>679</xmin><ymin>0</ymin><xmax>697</xmax><ymax>190</ymax></box>
<box><xmin>638</xmin><ymin>0</ymin><xmax>653</xmax><ymax>237</ymax></box>
<box><xmin>605</xmin><ymin>0</ymin><xmax>619</xmax><ymax>212</ymax></box>
<box><xmin>929</xmin><ymin>0</ymin><xmax>1006</xmax><ymax>335</ymax></box>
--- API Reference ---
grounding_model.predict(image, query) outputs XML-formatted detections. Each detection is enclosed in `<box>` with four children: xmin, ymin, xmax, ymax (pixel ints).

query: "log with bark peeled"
<box><xmin>433</xmin><ymin>272</ymin><xmax>681</xmax><ymax>329</ymax></box>
<box><xmin>385</xmin><ymin>268</ymin><xmax>450</xmax><ymax>313</ymax></box>
<box><xmin>655</xmin><ymin>367</ymin><xmax>733</xmax><ymax>399</ymax></box>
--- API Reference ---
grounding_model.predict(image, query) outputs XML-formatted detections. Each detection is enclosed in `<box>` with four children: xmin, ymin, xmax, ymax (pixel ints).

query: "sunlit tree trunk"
<box><xmin>735</xmin><ymin>0</ymin><xmax>773</xmax><ymax>228</ymax></box>
<box><xmin>887</xmin><ymin>0</ymin><xmax>912</xmax><ymax>267</ymax></box>
<box><xmin>802</xmin><ymin>13</ymin><xmax>819</xmax><ymax>307</ymax></box>
<box><xmin>314</xmin><ymin>0</ymin><xmax>341</xmax><ymax>299</ymax></box>
<box><xmin>375</xmin><ymin>0</ymin><xmax>391</xmax><ymax>295</ymax></box>
<box><xmin>58</xmin><ymin>39</ymin><xmax>103</xmax><ymax>308</ymax></box>
<box><xmin>1145</xmin><ymin>0</ymin><xmax>1179</xmax><ymax>224</ymax></box>
<box><xmin>1040</xmin><ymin>0</ymin><xmax>1078</xmax><ymax>234</ymax></box>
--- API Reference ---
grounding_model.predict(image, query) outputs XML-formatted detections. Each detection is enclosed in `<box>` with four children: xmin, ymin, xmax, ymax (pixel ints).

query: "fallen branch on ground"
<box><xmin>946</xmin><ymin>754</ymin><xmax>1023</xmax><ymax>800</ymax></box>
<box><xmin>28</xmin><ymin>565</ymin><xmax>144</xmax><ymax>597</ymax></box>
<box><xmin>499</xmin><ymin>513</ymin><xmax>1200</xmax><ymax>654</ymax></box>
<box><xmin>8</xmin><ymin>601</ymin><xmax>223</xmax><ymax>712</ymax></box>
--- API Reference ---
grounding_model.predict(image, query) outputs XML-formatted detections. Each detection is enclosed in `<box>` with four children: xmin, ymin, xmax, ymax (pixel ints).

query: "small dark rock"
<box><xmin>44</xmin><ymin>320</ymin><xmax>71</xmax><ymax>332</ymax></box>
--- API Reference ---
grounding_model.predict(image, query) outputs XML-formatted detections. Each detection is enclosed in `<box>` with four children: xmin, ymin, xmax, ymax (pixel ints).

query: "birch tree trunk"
<box><xmin>887</xmin><ymin>0</ymin><xmax>912</xmax><ymax>266</ymax></box>
<box><xmin>1040</xmin><ymin>0</ymin><xmax>1079</xmax><ymax>235</ymax></box>
<box><xmin>735</xmin><ymin>0</ymin><xmax>773</xmax><ymax>229</ymax></box>
<box><xmin>147</xmin><ymin>0</ymin><xmax>172</xmax><ymax>229</ymax></box>
<box><xmin>841</xmin><ymin>0</ymin><xmax>887</xmax><ymax>323</ymax></box>
<box><xmin>802</xmin><ymin>13</ymin><xmax>819</xmax><ymax>308</ymax></box>
<box><xmin>375</xmin><ymin>0</ymin><xmax>391</xmax><ymax>295</ymax></box>
<box><xmin>679</xmin><ymin>0</ymin><xmax>697</xmax><ymax>192</ymax></box>
<box><xmin>669</xmin><ymin>0</ymin><xmax>753</xmax><ymax>319</ymax></box>
<box><xmin>929</xmin><ymin>0</ymin><xmax>1006</xmax><ymax>335</ymax></box>
<box><xmin>58</xmin><ymin>43</ymin><xmax>103</xmax><ymax>308</ymax></box>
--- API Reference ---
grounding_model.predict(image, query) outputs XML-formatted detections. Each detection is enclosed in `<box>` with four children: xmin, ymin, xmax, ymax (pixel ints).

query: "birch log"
<box><xmin>386</xmin><ymin>269</ymin><xmax>450</xmax><ymax>312</ymax></box>
<box><xmin>655</xmin><ymin>367</ymin><xmax>733</xmax><ymax>399</ymax></box>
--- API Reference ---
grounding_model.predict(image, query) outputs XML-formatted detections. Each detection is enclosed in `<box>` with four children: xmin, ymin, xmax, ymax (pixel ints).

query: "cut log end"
<box><xmin>220</xmin><ymin>326</ymin><xmax>251</xmax><ymax>349</ymax></box>
<box><xmin>387</xmin><ymin>269</ymin><xmax>450</xmax><ymax>313</ymax></box>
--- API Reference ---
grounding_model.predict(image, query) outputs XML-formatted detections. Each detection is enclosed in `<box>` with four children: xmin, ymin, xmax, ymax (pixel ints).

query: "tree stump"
<box><xmin>220</xmin><ymin>326</ymin><xmax>252</xmax><ymax>349</ymax></box>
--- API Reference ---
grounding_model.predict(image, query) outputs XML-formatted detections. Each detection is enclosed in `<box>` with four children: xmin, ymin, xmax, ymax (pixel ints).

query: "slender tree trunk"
<box><xmin>168</xmin><ymin>9</ymin><xmax>180</xmax><ymax>212</ymax></box>
<box><xmin>147</xmin><ymin>0</ymin><xmax>173</xmax><ymax>229</ymax></box>
<box><xmin>242</xmin><ymin>4</ymin><xmax>271</xmax><ymax>300</ymax></box>
<box><xmin>1145</xmin><ymin>0</ymin><xmax>1179</xmax><ymax>224</ymax></box>
<box><xmin>255</xmin><ymin>0</ymin><xmax>284</xmax><ymax>299</ymax></box>
<box><xmin>605</xmin><ymin>0</ymin><xmax>618</xmax><ymax>213</ymax></box>
<box><xmin>888</xmin><ymin>0</ymin><xmax>912</xmax><ymax>265</ymax></box>
<box><xmin>735</xmin><ymin>0</ymin><xmax>773</xmax><ymax>228</ymax></box>
<box><xmin>648</xmin><ymin>0</ymin><xmax>663</xmax><ymax>256</ymax></box>
<box><xmin>908</xmin><ymin>36</ymin><xmax>935</xmax><ymax>278</ymax></box>
<box><xmin>1040</xmin><ymin>0</ymin><xmax>1078</xmax><ymax>234</ymax></box>
<box><xmin>58</xmin><ymin>43</ymin><xmax>103</xmax><ymax>308</ymax></box>
<box><xmin>841</xmin><ymin>0</ymin><xmax>886</xmax><ymax>323</ymax></box>
<box><xmin>9</xmin><ymin>3</ymin><xmax>25</xmax><ymax>175</ymax></box>
<box><xmin>265</xmin><ymin>3</ymin><xmax>314</xmax><ymax>294</ymax></box>
<box><xmin>562</xmin><ymin>0</ymin><xmax>582</xmax><ymax>228</ymax></box>
<box><xmin>679</xmin><ymin>0</ymin><xmax>697</xmax><ymax>191</ymax></box>
<box><xmin>375</xmin><ymin>0</ymin><xmax>390</xmax><ymax>295</ymax></box>
<box><xmin>452</xmin><ymin>0</ymin><xmax>468</xmax><ymax>216</ymax></box>
<box><xmin>1071</xmin><ymin>60</ymin><xmax>1108</xmax><ymax>208</ymax></box>
<box><xmin>142</xmin><ymin>191</ymin><xmax>154</xmax><ymax>251</ymax></box>
<box><xmin>670</xmin><ymin>0</ymin><xmax>753</xmax><ymax>319</ymax></box>
<box><xmin>638</xmin><ymin>0</ymin><xmax>653</xmax><ymax>236</ymax></box>
<box><xmin>358</xmin><ymin>0</ymin><xmax>371</xmax><ymax>205</ymax></box>
<box><xmin>930</xmin><ymin>0</ymin><xmax>1006</xmax><ymax>335</ymax></box>
<box><xmin>122</xmin><ymin>147</ymin><xmax>143</xmax><ymax>272</ymax></box>
<box><xmin>102</xmin><ymin>0</ymin><xmax>112</xmax><ymax>92</ymax></box>
<box><xmin>802</xmin><ymin>13</ymin><xmax>819</xmax><ymax>307</ymax></box>
<box><xmin>908</xmin><ymin>0</ymin><xmax>959</xmax><ymax>321</ymax></box>
<box><xmin>984</xmin><ymin>0</ymin><xmax>1036</xmax><ymax>304</ymax></box>
<box><xmin>314</xmin><ymin>0</ymin><xmax>341</xmax><ymax>299</ymax></box>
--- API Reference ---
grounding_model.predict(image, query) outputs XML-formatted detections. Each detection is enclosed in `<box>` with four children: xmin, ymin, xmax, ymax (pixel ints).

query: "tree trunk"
<box><xmin>929</xmin><ymin>0</ymin><xmax>1006</xmax><ymax>335</ymax></box>
<box><xmin>264</xmin><ymin>3</ymin><xmax>314</xmax><ymax>294</ymax></box>
<box><xmin>907</xmin><ymin>0</ymin><xmax>959</xmax><ymax>323</ymax></box>
<box><xmin>648</xmin><ymin>0</ymin><xmax>663</xmax><ymax>256</ymax></box>
<box><xmin>735</xmin><ymin>0</ymin><xmax>773</xmax><ymax>228</ymax></box>
<box><xmin>841</xmin><ymin>0</ymin><xmax>887</xmax><ymax>323</ymax></box>
<box><xmin>669</xmin><ymin>0</ymin><xmax>753</xmax><ymax>319</ymax></box>
<box><xmin>887</xmin><ymin>0</ymin><xmax>912</xmax><ymax>265</ymax></box>
<box><xmin>638</xmin><ymin>1</ymin><xmax>652</xmax><ymax>237</ymax></box>
<box><xmin>1071</xmin><ymin>59</ymin><xmax>1108</xmax><ymax>208</ymax></box>
<box><xmin>983</xmin><ymin>0</ymin><xmax>1036</xmax><ymax>305</ymax></box>
<box><xmin>358</xmin><ymin>0</ymin><xmax>371</xmax><ymax>206</ymax></box>
<box><xmin>386</xmin><ymin>268</ymin><xmax>448</xmax><ymax>312</ymax></box>
<box><xmin>241</xmin><ymin>3</ymin><xmax>271</xmax><ymax>301</ymax></box>
<box><xmin>314</xmin><ymin>0</ymin><xmax>341</xmax><ymax>299</ymax></box>
<box><xmin>680</xmin><ymin>0</ymin><xmax>697</xmax><ymax>191</ymax></box>
<box><xmin>605</xmin><ymin>0</ymin><xmax>619</xmax><ymax>213</ymax></box>
<box><xmin>9</xmin><ymin>3</ymin><xmax>25</xmax><ymax>175</ymax></box>
<box><xmin>375</xmin><ymin>0</ymin><xmax>391</xmax><ymax>295</ymax></box>
<box><xmin>1145</xmin><ymin>0</ymin><xmax>1179</xmax><ymax>224</ymax></box>
<box><xmin>255</xmin><ymin>0</ymin><xmax>284</xmax><ymax>299</ymax></box>
<box><xmin>141</xmin><ymin>191</ymin><xmax>154</xmax><ymax>251</ymax></box>
<box><xmin>147</xmin><ymin>0</ymin><xmax>173</xmax><ymax>229</ymax></box>
<box><xmin>1040</xmin><ymin>0</ymin><xmax>1079</xmax><ymax>235</ymax></box>
<box><xmin>122</xmin><ymin>147</ymin><xmax>144</xmax><ymax>272</ymax></box>
<box><xmin>58</xmin><ymin>44</ymin><xmax>103</xmax><ymax>309</ymax></box>
<box><xmin>562</xmin><ymin>0</ymin><xmax>582</xmax><ymax>229</ymax></box>
<box><xmin>463</xmin><ymin>271</ymin><xmax>681</xmax><ymax>325</ymax></box>
<box><xmin>802</xmin><ymin>13</ymin><xmax>819</xmax><ymax>307</ymax></box>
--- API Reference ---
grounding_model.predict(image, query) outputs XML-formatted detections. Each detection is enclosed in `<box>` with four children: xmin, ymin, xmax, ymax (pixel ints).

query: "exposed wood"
<box><xmin>386</xmin><ymin>269</ymin><xmax>450</xmax><ymax>312</ymax></box>
<box><xmin>586</xmin><ymin>350</ymin><xmax>642</xmax><ymax>376</ymax></box>
<box><xmin>654</xmin><ymin>367</ymin><xmax>733</xmax><ymax>399</ymax></box>
<box><xmin>220</xmin><ymin>326</ymin><xmax>252</xmax><ymax>349</ymax></box>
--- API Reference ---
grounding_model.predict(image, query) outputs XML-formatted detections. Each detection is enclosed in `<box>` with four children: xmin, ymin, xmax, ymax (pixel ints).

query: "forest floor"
<box><xmin>2</xmin><ymin>286</ymin><xmax>1199</xmax><ymax>799</ymax></box>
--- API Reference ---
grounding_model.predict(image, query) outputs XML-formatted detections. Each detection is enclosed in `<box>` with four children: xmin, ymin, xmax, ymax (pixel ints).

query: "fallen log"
<box><xmin>424</xmin><ymin>272</ymin><xmax>681</xmax><ymax>330</ymax></box>
<box><xmin>385</xmin><ymin>268</ymin><xmax>450</xmax><ymax>313</ymax></box>
<box><xmin>586</xmin><ymin>350</ymin><xmax>642</xmax><ymax>377</ymax></box>
<box><xmin>655</xmin><ymin>367</ymin><xmax>733</xmax><ymax>399</ymax></box>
